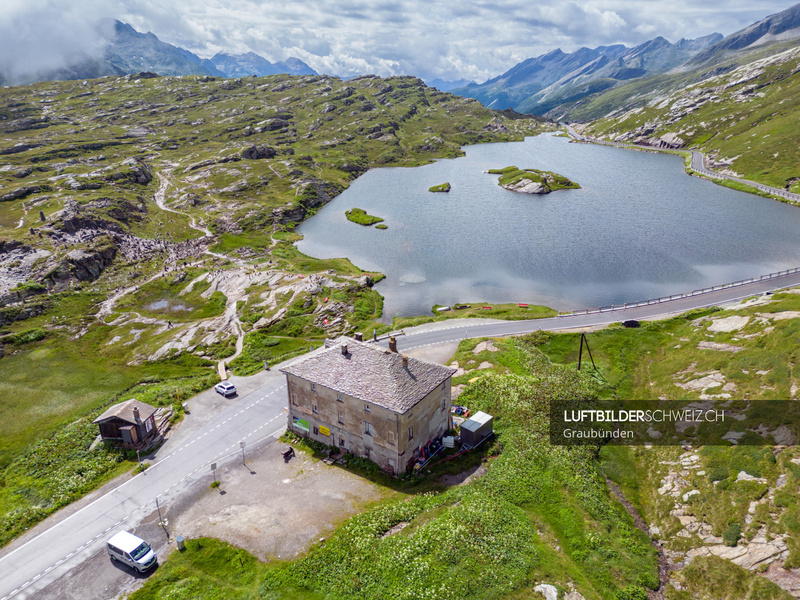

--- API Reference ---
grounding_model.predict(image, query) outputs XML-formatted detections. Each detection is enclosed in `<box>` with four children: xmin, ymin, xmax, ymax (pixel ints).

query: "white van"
<box><xmin>107</xmin><ymin>530</ymin><xmax>157</xmax><ymax>572</ymax></box>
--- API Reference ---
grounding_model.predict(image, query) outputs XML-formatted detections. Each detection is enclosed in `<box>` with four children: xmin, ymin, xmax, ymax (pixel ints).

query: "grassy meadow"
<box><xmin>125</xmin><ymin>287</ymin><xmax>800</xmax><ymax>599</ymax></box>
<box><xmin>131</xmin><ymin>334</ymin><xmax>662</xmax><ymax>600</ymax></box>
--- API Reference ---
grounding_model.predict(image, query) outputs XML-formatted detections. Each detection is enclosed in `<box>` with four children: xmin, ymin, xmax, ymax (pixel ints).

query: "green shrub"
<box><xmin>722</xmin><ymin>522</ymin><xmax>741</xmax><ymax>547</ymax></box>
<box><xmin>8</xmin><ymin>328</ymin><xmax>47</xmax><ymax>345</ymax></box>
<box><xmin>615</xmin><ymin>586</ymin><xmax>648</xmax><ymax>600</ymax></box>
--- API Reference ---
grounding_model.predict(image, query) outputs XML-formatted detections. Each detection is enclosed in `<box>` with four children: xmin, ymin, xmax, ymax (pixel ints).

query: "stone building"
<box><xmin>280</xmin><ymin>337</ymin><xmax>456</xmax><ymax>474</ymax></box>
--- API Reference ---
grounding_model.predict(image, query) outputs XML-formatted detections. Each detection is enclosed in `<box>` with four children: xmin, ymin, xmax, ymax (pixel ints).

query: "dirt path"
<box><xmin>96</xmin><ymin>169</ymin><xmax>249</xmax><ymax>358</ymax></box>
<box><xmin>153</xmin><ymin>169</ymin><xmax>213</xmax><ymax>238</ymax></box>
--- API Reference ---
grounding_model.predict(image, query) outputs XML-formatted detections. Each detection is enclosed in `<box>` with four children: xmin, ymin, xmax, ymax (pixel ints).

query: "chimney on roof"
<box><xmin>133</xmin><ymin>406</ymin><xmax>141</xmax><ymax>422</ymax></box>
<box><xmin>389</xmin><ymin>336</ymin><xmax>397</xmax><ymax>353</ymax></box>
<box><xmin>341</xmin><ymin>343</ymin><xmax>348</xmax><ymax>355</ymax></box>
<box><xmin>354</xmin><ymin>332</ymin><xmax>363</xmax><ymax>342</ymax></box>
<box><xmin>402</xmin><ymin>355</ymin><xmax>408</xmax><ymax>368</ymax></box>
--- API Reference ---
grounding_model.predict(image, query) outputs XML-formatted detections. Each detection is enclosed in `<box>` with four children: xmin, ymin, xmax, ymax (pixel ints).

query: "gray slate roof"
<box><xmin>93</xmin><ymin>398</ymin><xmax>158</xmax><ymax>425</ymax></box>
<box><xmin>280</xmin><ymin>337</ymin><xmax>456</xmax><ymax>413</ymax></box>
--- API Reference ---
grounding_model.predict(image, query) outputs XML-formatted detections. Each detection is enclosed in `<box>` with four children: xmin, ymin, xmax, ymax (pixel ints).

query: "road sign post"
<box><xmin>239</xmin><ymin>441</ymin><xmax>246</xmax><ymax>464</ymax></box>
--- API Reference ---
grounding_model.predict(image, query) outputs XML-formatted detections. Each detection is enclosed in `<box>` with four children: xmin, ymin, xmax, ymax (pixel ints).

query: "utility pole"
<box><xmin>156</xmin><ymin>497</ymin><xmax>169</xmax><ymax>539</ymax></box>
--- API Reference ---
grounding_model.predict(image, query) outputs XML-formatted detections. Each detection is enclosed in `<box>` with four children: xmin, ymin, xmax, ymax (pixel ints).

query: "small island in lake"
<box><xmin>429</xmin><ymin>182</ymin><xmax>451</xmax><ymax>193</ymax></box>
<box><xmin>488</xmin><ymin>166</ymin><xmax>580</xmax><ymax>194</ymax></box>
<box><xmin>346</xmin><ymin>207</ymin><xmax>385</xmax><ymax>226</ymax></box>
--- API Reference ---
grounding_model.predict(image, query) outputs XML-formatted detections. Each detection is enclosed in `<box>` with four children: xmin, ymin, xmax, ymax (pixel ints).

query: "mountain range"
<box><xmin>562</xmin><ymin>3</ymin><xmax>800</xmax><ymax>197</ymax></box>
<box><xmin>0</xmin><ymin>20</ymin><xmax>316</xmax><ymax>85</ymax></box>
<box><xmin>450</xmin><ymin>33</ymin><xmax>723</xmax><ymax>115</ymax></box>
<box><xmin>208</xmin><ymin>51</ymin><xmax>316</xmax><ymax>77</ymax></box>
<box><xmin>452</xmin><ymin>3</ymin><xmax>800</xmax><ymax>117</ymax></box>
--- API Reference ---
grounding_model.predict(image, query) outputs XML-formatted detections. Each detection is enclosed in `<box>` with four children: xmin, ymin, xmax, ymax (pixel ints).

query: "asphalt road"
<box><xmin>690</xmin><ymin>150</ymin><xmax>800</xmax><ymax>202</ymax></box>
<box><xmin>3</xmin><ymin>267</ymin><xmax>800</xmax><ymax>600</ymax></box>
<box><xmin>388</xmin><ymin>270</ymin><xmax>800</xmax><ymax>353</ymax></box>
<box><xmin>0</xmin><ymin>375</ymin><xmax>289</xmax><ymax>600</ymax></box>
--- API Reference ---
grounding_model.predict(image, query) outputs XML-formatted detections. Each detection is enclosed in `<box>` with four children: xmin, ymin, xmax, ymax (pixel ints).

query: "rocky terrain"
<box><xmin>0</xmin><ymin>71</ymin><xmax>545</xmax><ymax>359</ymax></box>
<box><xmin>488</xmin><ymin>166</ymin><xmax>580</xmax><ymax>195</ymax></box>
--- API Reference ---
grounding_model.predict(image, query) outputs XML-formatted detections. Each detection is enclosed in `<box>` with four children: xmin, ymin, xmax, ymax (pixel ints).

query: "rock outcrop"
<box><xmin>241</xmin><ymin>145</ymin><xmax>277</xmax><ymax>160</ymax></box>
<box><xmin>502</xmin><ymin>179</ymin><xmax>548</xmax><ymax>194</ymax></box>
<box><xmin>44</xmin><ymin>243</ymin><xmax>118</xmax><ymax>289</ymax></box>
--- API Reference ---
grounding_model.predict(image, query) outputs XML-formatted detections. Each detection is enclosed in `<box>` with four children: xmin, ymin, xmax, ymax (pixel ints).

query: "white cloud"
<box><xmin>0</xmin><ymin>0</ymin><xmax>120</xmax><ymax>83</ymax></box>
<box><xmin>1</xmin><ymin>0</ymin><xmax>794</xmax><ymax>84</ymax></box>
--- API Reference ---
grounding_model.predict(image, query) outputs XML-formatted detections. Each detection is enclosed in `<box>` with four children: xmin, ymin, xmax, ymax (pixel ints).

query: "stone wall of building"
<box><xmin>285</xmin><ymin>374</ymin><xmax>453</xmax><ymax>475</ymax></box>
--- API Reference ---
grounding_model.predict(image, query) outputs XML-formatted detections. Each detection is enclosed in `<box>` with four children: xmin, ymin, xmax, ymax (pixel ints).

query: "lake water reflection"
<box><xmin>296</xmin><ymin>134</ymin><xmax>800</xmax><ymax>319</ymax></box>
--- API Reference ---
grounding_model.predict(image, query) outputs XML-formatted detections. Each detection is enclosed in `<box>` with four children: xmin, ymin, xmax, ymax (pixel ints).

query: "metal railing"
<box><xmin>557</xmin><ymin>267</ymin><xmax>800</xmax><ymax>316</ymax></box>
<box><xmin>569</xmin><ymin>132</ymin><xmax>800</xmax><ymax>202</ymax></box>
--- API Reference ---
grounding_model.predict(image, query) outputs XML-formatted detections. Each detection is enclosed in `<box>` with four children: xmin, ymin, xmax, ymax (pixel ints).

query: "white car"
<box><xmin>107</xmin><ymin>531</ymin><xmax>157</xmax><ymax>573</ymax></box>
<box><xmin>214</xmin><ymin>381</ymin><xmax>237</xmax><ymax>397</ymax></box>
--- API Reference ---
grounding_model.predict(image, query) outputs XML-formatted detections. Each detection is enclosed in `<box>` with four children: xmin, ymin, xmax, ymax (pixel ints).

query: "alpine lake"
<box><xmin>297</xmin><ymin>133</ymin><xmax>800</xmax><ymax>320</ymax></box>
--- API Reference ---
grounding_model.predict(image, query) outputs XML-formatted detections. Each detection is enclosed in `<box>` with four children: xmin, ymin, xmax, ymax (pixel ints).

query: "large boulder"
<box><xmin>107</xmin><ymin>159</ymin><xmax>152</xmax><ymax>185</ymax></box>
<box><xmin>1</xmin><ymin>186</ymin><xmax>43</xmax><ymax>202</ymax></box>
<box><xmin>502</xmin><ymin>179</ymin><xmax>548</xmax><ymax>194</ymax></box>
<box><xmin>241</xmin><ymin>145</ymin><xmax>277</xmax><ymax>160</ymax></box>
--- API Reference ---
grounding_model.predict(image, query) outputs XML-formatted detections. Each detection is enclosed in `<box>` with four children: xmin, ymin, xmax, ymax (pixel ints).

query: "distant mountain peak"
<box><xmin>209</xmin><ymin>52</ymin><xmax>316</xmax><ymax>77</ymax></box>
<box><xmin>450</xmin><ymin>32</ymin><xmax>724</xmax><ymax>115</ymax></box>
<box><xmin>1</xmin><ymin>19</ymin><xmax>317</xmax><ymax>85</ymax></box>
<box><xmin>692</xmin><ymin>3</ymin><xmax>800</xmax><ymax>63</ymax></box>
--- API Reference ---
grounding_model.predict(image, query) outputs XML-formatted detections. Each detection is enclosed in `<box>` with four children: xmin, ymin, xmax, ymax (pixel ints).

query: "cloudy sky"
<box><xmin>1</xmin><ymin>0</ymin><xmax>795</xmax><ymax>83</ymax></box>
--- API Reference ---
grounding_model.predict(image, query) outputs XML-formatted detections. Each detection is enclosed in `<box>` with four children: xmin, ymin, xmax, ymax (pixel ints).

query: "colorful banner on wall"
<box><xmin>293</xmin><ymin>417</ymin><xmax>310</xmax><ymax>433</ymax></box>
<box><xmin>319</xmin><ymin>425</ymin><xmax>330</xmax><ymax>436</ymax></box>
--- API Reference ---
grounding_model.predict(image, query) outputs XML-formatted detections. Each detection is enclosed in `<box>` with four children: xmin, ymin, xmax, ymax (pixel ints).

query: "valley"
<box><xmin>0</xmin><ymin>71</ymin><xmax>544</xmax><ymax>549</ymax></box>
<box><xmin>2</xmin><ymin>2</ymin><xmax>800</xmax><ymax>599</ymax></box>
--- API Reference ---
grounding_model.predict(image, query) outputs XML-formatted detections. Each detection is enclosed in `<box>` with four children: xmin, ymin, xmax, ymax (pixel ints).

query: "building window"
<box><xmin>313</xmin><ymin>404</ymin><xmax>318</xmax><ymax>414</ymax></box>
<box><xmin>338</xmin><ymin>411</ymin><xmax>344</xmax><ymax>424</ymax></box>
<box><xmin>313</xmin><ymin>426</ymin><xmax>319</xmax><ymax>435</ymax></box>
<box><xmin>337</xmin><ymin>394</ymin><xmax>343</xmax><ymax>402</ymax></box>
<box><xmin>365</xmin><ymin>448</ymin><xmax>370</xmax><ymax>459</ymax></box>
<box><xmin>408</xmin><ymin>426</ymin><xmax>414</xmax><ymax>440</ymax></box>
<box><xmin>364</xmin><ymin>404</ymin><xmax>370</xmax><ymax>413</ymax></box>
<box><xmin>311</xmin><ymin>383</ymin><xmax>316</xmax><ymax>392</ymax></box>
<box><xmin>365</xmin><ymin>422</ymin><xmax>373</xmax><ymax>436</ymax></box>
<box><xmin>339</xmin><ymin>438</ymin><xmax>346</xmax><ymax>447</ymax></box>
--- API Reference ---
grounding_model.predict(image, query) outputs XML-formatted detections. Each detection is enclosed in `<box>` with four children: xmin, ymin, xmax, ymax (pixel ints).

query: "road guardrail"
<box><xmin>557</xmin><ymin>267</ymin><xmax>800</xmax><ymax>316</ymax></box>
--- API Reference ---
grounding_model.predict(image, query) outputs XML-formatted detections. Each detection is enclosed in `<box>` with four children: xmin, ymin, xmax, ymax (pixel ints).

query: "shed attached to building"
<box><xmin>460</xmin><ymin>411</ymin><xmax>493</xmax><ymax>448</ymax></box>
<box><xmin>93</xmin><ymin>399</ymin><xmax>158</xmax><ymax>445</ymax></box>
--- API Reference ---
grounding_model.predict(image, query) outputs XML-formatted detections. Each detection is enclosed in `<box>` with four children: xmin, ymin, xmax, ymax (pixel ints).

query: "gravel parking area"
<box><xmin>169</xmin><ymin>437</ymin><xmax>391</xmax><ymax>561</ymax></box>
<box><xmin>29</xmin><ymin>422</ymin><xmax>391</xmax><ymax>600</ymax></box>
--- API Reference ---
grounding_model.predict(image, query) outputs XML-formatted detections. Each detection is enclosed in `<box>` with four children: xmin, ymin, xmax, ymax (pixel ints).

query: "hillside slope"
<box><xmin>569</xmin><ymin>40</ymin><xmax>800</xmax><ymax>193</ymax></box>
<box><xmin>0</xmin><ymin>69</ymin><xmax>545</xmax><ymax>458</ymax></box>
